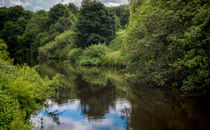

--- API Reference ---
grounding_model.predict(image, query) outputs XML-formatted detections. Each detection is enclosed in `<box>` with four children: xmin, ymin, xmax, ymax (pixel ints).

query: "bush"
<box><xmin>0</xmin><ymin>58</ymin><xmax>61</xmax><ymax>129</ymax></box>
<box><xmin>78</xmin><ymin>43</ymin><xmax>110</xmax><ymax>65</ymax></box>
<box><xmin>102</xmin><ymin>51</ymin><xmax>125</xmax><ymax>66</ymax></box>
<box><xmin>67</xmin><ymin>48</ymin><xmax>82</xmax><ymax>62</ymax></box>
<box><xmin>82</xmin><ymin>43</ymin><xmax>110</xmax><ymax>58</ymax></box>
<box><xmin>79</xmin><ymin>57</ymin><xmax>103</xmax><ymax>66</ymax></box>
<box><xmin>0</xmin><ymin>39</ymin><xmax>9</xmax><ymax>60</ymax></box>
<box><xmin>0</xmin><ymin>91</ymin><xmax>19</xmax><ymax>128</ymax></box>
<box><xmin>76</xmin><ymin>38</ymin><xmax>126</xmax><ymax>66</ymax></box>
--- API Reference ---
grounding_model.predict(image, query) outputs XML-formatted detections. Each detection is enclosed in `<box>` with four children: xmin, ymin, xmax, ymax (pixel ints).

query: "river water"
<box><xmin>30</xmin><ymin>60</ymin><xmax>210</xmax><ymax>130</ymax></box>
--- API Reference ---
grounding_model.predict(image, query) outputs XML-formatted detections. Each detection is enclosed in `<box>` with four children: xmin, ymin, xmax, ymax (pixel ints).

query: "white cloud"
<box><xmin>105</xmin><ymin>2</ymin><xmax>121</xmax><ymax>7</ymax></box>
<box><xmin>10</xmin><ymin>0</ymin><xmax>21</xmax><ymax>6</ymax></box>
<box><xmin>1</xmin><ymin>0</ymin><xmax>30</xmax><ymax>7</ymax></box>
<box><xmin>0</xmin><ymin>0</ymin><xmax>129</xmax><ymax>11</ymax></box>
<box><xmin>60</xmin><ymin>0</ymin><xmax>82</xmax><ymax>6</ymax></box>
<box><xmin>31</xmin><ymin>115</ymin><xmax>118</xmax><ymax>130</ymax></box>
<box><xmin>33</xmin><ymin>6</ymin><xmax>44</xmax><ymax>11</ymax></box>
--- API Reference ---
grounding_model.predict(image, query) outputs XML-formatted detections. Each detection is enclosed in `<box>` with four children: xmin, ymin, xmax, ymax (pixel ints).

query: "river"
<box><xmin>30</xmin><ymin>60</ymin><xmax>210</xmax><ymax>130</ymax></box>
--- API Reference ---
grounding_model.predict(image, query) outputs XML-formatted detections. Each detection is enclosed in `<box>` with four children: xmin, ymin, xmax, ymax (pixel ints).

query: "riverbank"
<box><xmin>0</xmin><ymin>58</ymin><xmax>61</xmax><ymax>129</ymax></box>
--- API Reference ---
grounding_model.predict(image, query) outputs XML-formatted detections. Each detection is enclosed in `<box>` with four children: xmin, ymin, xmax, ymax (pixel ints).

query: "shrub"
<box><xmin>102</xmin><ymin>51</ymin><xmax>125</xmax><ymax>66</ymax></box>
<box><xmin>67</xmin><ymin>48</ymin><xmax>82</xmax><ymax>62</ymax></box>
<box><xmin>76</xmin><ymin>40</ymin><xmax>126</xmax><ymax>66</ymax></box>
<box><xmin>79</xmin><ymin>57</ymin><xmax>103</xmax><ymax>66</ymax></box>
<box><xmin>0</xmin><ymin>58</ymin><xmax>61</xmax><ymax>129</ymax></box>
<box><xmin>0</xmin><ymin>91</ymin><xmax>19</xmax><ymax>128</ymax></box>
<box><xmin>78</xmin><ymin>43</ymin><xmax>111</xmax><ymax>65</ymax></box>
<box><xmin>0</xmin><ymin>39</ymin><xmax>9</xmax><ymax>60</ymax></box>
<box><xmin>82</xmin><ymin>43</ymin><xmax>110</xmax><ymax>58</ymax></box>
<box><xmin>108</xmin><ymin>30</ymin><xmax>125</xmax><ymax>51</ymax></box>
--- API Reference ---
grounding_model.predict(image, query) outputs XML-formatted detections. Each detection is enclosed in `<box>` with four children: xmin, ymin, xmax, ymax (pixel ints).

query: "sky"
<box><xmin>0</xmin><ymin>0</ymin><xmax>129</xmax><ymax>11</ymax></box>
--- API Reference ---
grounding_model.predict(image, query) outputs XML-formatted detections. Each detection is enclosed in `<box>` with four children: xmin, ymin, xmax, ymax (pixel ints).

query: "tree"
<box><xmin>0</xmin><ymin>21</ymin><xmax>24</xmax><ymax>58</ymax></box>
<box><xmin>48</xmin><ymin>4</ymin><xmax>70</xmax><ymax>24</ymax></box>
<box><xmin>124</xmin><ymin>0</ymin><xmax>210</xmax><ymax>90</ymax></box>
<box><xmin>48</xmin><ymin>4</ymin><xmax>74</xmax><ymax>38</ymax></box>
<box><xmin>49</xmin><ymin>17</ymin><xmax>72</xmax><ymax>36</ymax></box>
<box><xmin>109</xmin><ymin>5</ymin><xmax>130</xmax><ymax>27</ymax></box>
<box><xmin>0</xmin><ymin>6</ymin><xmax>32</xmax><ymax>60</ymax></box>
<box><xmin>17</xmin><ymin>32</ymin><xmax>33</xmax><ymax>63</ymax></box>
<box><xmin>27</xmin><ymin>10</ymin><xmax>49</xmax><ymax>32</ymax></box>
<box><xmin>67</xmin><ymin>3</ymin><xmax>79</xmax><ymax>14</ymax></box>
<box><xmin>75</xmin><ymin>0</ymin><xmax>116</xmax><ymax>48</ymax></box>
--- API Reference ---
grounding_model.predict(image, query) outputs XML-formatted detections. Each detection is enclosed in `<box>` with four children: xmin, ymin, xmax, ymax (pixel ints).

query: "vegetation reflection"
<box><xmin>37</xmin><ymin>60</ymin><xmax>210</xmax><ymax>130</ymax></box>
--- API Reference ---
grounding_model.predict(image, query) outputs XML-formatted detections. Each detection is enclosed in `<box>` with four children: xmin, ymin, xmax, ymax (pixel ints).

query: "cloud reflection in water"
<box><xmin>31</xmin><ymin>98</ymin><xmax>131</xmax><ymax>130</ymax></box>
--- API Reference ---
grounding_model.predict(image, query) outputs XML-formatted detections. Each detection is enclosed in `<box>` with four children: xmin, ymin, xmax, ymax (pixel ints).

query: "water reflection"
<box><xmin>125</xmin><ymin>87</ymin><xmax>210</xmax><ymax>130</ymax></box>
<box><xmin>31</xmin><ymin>60</ymin><xmax>210</xmax><ymax>130</ymax></box>
<box><xmin>32</xmin><ymin>99</ymin><xmax>130</xmax><ymax>130</ymax></box>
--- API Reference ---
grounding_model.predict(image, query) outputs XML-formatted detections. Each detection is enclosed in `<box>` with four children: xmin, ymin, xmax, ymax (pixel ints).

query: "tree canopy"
<box><xmin>75</xmin><ymin>0</ymin><xmax>116</xmax><ymax>48</ymax></box>
<box><xmin>108</xmin><ymin>5</ymin><xmax>130</xmax><ymax>27</ymax></box>
<box><xmin>124</xmin><ymin>0</ymin><xmax>210</xmax><ymax>90</ymax></box>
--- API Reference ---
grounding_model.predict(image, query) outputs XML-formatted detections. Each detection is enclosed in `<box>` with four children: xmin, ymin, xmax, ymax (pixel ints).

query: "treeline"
<box><xmin>0</xmin><ymin>3</ymin><xmax>78</xmax><ymax>63</ymax></box>
<box><xmin>40</xmin><ymin>0</ymin><xmax>209</xmax><ymax>91</ymax></box>
<box><xmin>38</xmin><ymin>0</ymin><xmax>129</xmax><ymax>67</ymax></box>
<box><xmin>0</xmin><ymin>1</ymin><xmax>129</xmax><ymax>64</ymax></box>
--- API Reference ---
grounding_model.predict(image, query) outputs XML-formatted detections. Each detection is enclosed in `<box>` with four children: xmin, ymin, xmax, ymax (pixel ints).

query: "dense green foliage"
<box><xmin>0</xmin><ymin>6</ymin><xmax>32</xmax><ymax>60</ymax></box>
<box><xmin>39</xmin><ymin>30</ymin><xmax>77</xmax><ymax>59</ymax></box>
<box><xmin>0</xmin><ymin>0</ymin><xmax>209</xmax><ymax>102</ymax></box>
<box><xmin>0</xmin><ymin>39</ymin><xmax>9</xmax><ymax>60</ymax></box>
<box><xmin>39</xmin><ymin>30</ymin><xmax>126</xmax><ymax>66</ymax></box>
<box><xmin>0</xmin><ymin>4</ymin><xmax>77</xmax><ymax>64</ymax></box>
<box><xmin>0</xmin><ymin>40</ymin><xmax>61</xmax><ymax>129</ymax></box>
<box><xmin>75</xmin><ymin>0</ymin><xmax>116</xmax><ymax>48</ymax></box>
<box><xmin>124</xmin><ymin>0</ymin><xmax>210</xmax><ymax>90</ymax></box>
<box><xmin>0</xmin><ymin>1</ymin><xmax>116</xmax><ymax>64</ymax></box>
<box><xmin>37</xmin><ymin>1</ymin><xmax>124</xmax><ymax>67</ymax></box>
<box><xmin>108</xmin><ymin>5</ymin><xmax>130</xmax><ymax>27</ymax></box>
<box><xmin>78</xmin><ymin>43</ymin><xmax>111</xmax><ymax>65</ymax></box>
<box><xmin>67</xmin><ymin>3</ymin><xmax>79</xmax><ymax>15</ymax></box>
<box><xmin>77</xmin><ymin>31</ymin><xmax>126</xmax><ymax>66</ymax></box>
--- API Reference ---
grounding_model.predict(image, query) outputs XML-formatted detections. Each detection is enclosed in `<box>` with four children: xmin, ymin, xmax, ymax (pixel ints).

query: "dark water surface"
<box><xmin>30</xmin><ymin>60</ymin><xmax>210</xmax><ymax>130</ymax></box>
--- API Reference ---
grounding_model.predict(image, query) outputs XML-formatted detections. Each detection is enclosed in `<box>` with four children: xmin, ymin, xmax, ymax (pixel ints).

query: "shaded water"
<box><xmin>31</xmin><ymin>60</ymin><xmax>210</xmax><ymax>130</ymax></box>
